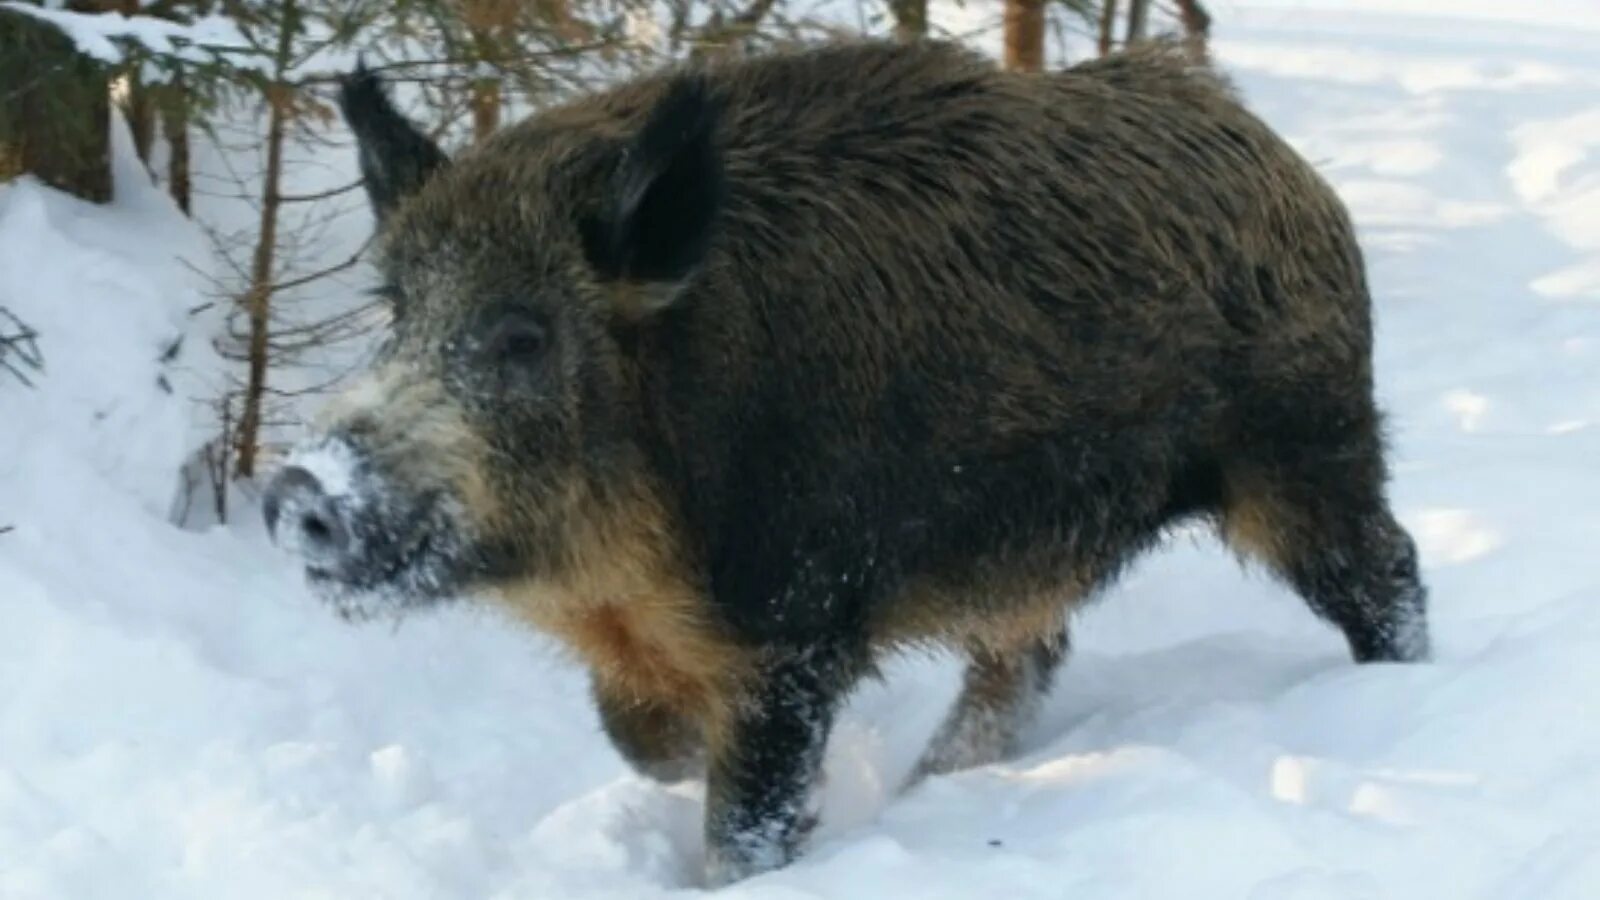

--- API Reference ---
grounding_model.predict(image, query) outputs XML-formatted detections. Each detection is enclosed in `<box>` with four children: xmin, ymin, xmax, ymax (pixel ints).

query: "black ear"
<box><xmin>582</xmin><ymin>75</ymin><xmax>724</xmax><ymax>315</ymax></box>
<box><xmin>339</xmin><ymin>63</ymin><xmax>449</xmax><ymax>224</ymax></box>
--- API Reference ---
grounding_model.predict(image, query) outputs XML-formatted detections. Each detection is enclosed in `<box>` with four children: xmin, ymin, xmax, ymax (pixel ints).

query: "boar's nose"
<box><xmin>263</xmin><ymin>466</ymin><xmax>350</xmax><ymax>562</ymax></box>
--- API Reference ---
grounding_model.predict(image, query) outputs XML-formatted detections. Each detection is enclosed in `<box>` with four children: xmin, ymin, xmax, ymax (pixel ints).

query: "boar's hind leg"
<box><xmin>905</xmin><ymin>634</ymin><xmax>1066</xmax><ymax>788</ymax></box>
<box><xmin>703</xmin><ymin>646</ymin><xmax>846</xmax><ymax>887</ymax></box>
<box><xmin>593</xmin><ymin>682</ymin><xmax>704</xmax><ymax>783</ymax></box>
<box><xmin>1224</xmin><ymin>451</ymin><xmax>1431</xmax><ymax>664</ymax></box>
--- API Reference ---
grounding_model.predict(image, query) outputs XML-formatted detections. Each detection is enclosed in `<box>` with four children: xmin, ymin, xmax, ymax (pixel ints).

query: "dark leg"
<box><xmin>703</xmin><ymin>646</ymin><xmax>846</xmax><ymax>887</ymax></box>
<box><xmin>593</xmin><ymin>680</ymin><xmax>704</xmax><ymax>783</ymax></box>
<box><xmin>1280</xmin><ymin>507</ymin><xmax>1430</xmax><ymax>662</ymax></box>
<box><xmin>907</xmin><ymin>633</ymin><xmax>1067</xmax><ymax>787</ymax></box>
<box><xmin>1226</xmin><ymin>461</ymin><xmax>1430</xmax><ymax>664</ymax></box>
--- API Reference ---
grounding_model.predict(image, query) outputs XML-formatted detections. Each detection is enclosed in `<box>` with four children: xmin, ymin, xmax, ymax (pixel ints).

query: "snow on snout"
<box><xmin>282</xmin><ymin>435</ymin><xmax>364</xmax><ymax>503</ymax></box>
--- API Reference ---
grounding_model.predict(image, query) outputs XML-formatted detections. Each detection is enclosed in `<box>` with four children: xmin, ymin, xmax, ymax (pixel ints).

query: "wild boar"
<box><xmin>264</xmin><ymin>39</ymin><xmax>1430</xmax><ymax>885</ymax></box>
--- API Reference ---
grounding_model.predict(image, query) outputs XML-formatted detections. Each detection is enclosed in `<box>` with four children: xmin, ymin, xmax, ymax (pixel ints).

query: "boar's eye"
<box><xmin>483</xmin><ymin>313</ymin><xmax>548</xmax><ymax>363</ymax></box>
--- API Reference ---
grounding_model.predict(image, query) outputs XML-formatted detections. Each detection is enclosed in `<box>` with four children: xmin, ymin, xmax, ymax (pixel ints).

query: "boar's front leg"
<box><xmin>703</xmin><ymin>644</ymin><xmax>845</xmax><ymax>886</ymax></box>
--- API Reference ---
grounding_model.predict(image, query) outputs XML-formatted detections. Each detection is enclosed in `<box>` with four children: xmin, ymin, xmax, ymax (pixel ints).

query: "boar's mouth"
<box><xmin>304</xmin><ymin>530</ymin><xmax>431</xmax><ymax>592</ymax></box>
<box><xmin>300</xmin><ymin>497</ymin><xmax>471</xmax><ymax>620</ymax></box>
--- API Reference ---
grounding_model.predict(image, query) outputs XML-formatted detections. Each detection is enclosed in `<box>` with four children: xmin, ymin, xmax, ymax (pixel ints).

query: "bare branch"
<box><xmin>0</xmin><ymin>306</ymin><xmax>45</xmax><ymax>388</ymax></box>
<box><xmin>278</xmin><ymin>179</ymin><xmax>364</xmax><ymax>204</ymax></box>
<box><xmin>292</xmin><ymin>43</ymin><xmax>623</xmax><ymax>85</ymax></box>
<box><xmin>268</xmin><ymin>235</ymin><xmax>375</xmax><ymax>295</ymax></box>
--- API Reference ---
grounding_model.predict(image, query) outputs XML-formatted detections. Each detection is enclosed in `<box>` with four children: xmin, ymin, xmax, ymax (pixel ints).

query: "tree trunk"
<box><xmin>114</xmin><ymin>0</ymin><xmax>156</xmax><ymax>167</ymax></box>
<box><xmin>1098</xmin><ymin>0</ymin><xmax>1119</xmax><ymax>56</ymax></box>
<box><xmin>0</xmin><ymin>8</ymin><xmax>112</xmax><ymax>203</ymax></box>
<box><xmin>466</xmin><ymin>21</ymin><xmax>501</xmax><ymax>142</ymax></box>
<box><xmin>1003</xmin><ymin>0</ymin><xmax>1046</xmax><ymax>72</ymax></box>
<box><xmin>1176</xmin><ymin>0</ymin><xmax>1212</xmax><ymax>61</ymax></box>
<box><xmin>888</xmin><ymin>0</ymin><xmax>927</xmax><ymax>42</ymax></box>
<box><xmin>1125</xmin><ymin>0</ymin><xmax>1150</xmax><ymax>46</ymax></box>
<box><xmin>233</xmin><ymin>1</ymin><xmax>297</xmax><ymax>480</ymax></box>
<box><xmin>163</xmin><ymin>73</ymin><xmax>192</xmax><ymax>214</ymax></box>
<box><xmin>125</xmin><ymin>74</ymin><xmax>156</xmax><ymax>165</ymax></box>
<box><xmin>463</xmin><ymin>1</ymin><xmax>509</xmax><ymax>144</ymax></box>
<box><xmin>470</xmin><ymin>75</ymin><xmax>501</xmax><ymax>144</ymax></box>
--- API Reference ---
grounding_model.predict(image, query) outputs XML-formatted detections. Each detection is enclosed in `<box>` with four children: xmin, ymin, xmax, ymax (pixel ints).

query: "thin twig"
<box><xmin>278</xmin><ymin>179</ymin><xmax>364</xmax><ymax>203</ymax></box>
<box><xmin>268</xmin><ymin>234</ymin><xmax>375</xmax><ymax>295</ymax></box>
<box><xmin>1</xmin><ymin>306</ymin><xmax>44</xmax><ymax>387</ymax></box>
<box><xmin>292</xmin><ymin>43</ymin><xmax>623</xmax><ymax>84</ymax></box>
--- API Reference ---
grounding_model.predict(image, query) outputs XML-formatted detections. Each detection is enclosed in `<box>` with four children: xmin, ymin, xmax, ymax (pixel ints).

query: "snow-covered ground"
<box><xmin>3</xmin><ymin>4</ymin><xmax>1598</xmax><ymax>897</ymax></box>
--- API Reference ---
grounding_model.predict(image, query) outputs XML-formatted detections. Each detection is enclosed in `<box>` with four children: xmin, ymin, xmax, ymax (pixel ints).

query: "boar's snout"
<box><xmin>264</xmin><ymin>431</ymin><xmax>475</xmax><ymax>616</ymax></box>
<box><xmin>264</xmin><ymin>465</ymin><xmax>351</xmax><ymax>566</ymax></box>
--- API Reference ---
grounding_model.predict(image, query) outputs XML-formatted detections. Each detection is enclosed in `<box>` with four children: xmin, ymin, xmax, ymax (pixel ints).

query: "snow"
<box><xmin>0</xmin><ymin>112</ymin><xmax>220</xmax><ymax>519</ymax></box>
<box><xmin>281</xmin><ymin>435</ymin><xmax>363</xmax><ymax>503</ymax></box>
<box><xmin>3</xmin><ymin>5</ymin><xmax>1598</xmax><ymax>898</ymax></box>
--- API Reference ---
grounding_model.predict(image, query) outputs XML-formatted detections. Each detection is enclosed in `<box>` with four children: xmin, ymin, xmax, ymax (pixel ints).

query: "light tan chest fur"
<box><xmin>503</xmin><ymin>578</ymin><xmax>744</xmax><ymax>721</ymax></box>
<box><xmin>488</xmin><ymin>484</ymin><xmax>747</xmax><ymax>730</ymax></box>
